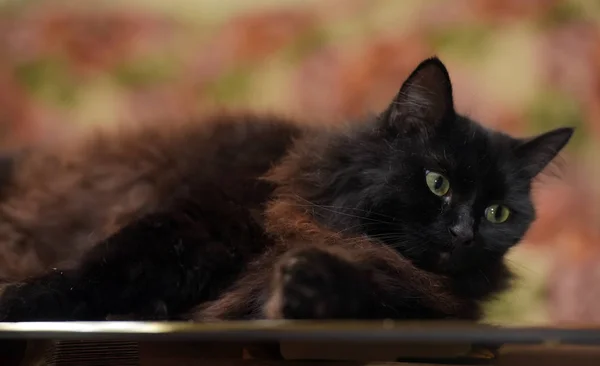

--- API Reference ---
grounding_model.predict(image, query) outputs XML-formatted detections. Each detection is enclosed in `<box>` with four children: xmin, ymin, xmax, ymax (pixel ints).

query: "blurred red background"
<box><xmin>0</xmin><ymin>0</ymin><xmax>599</xmax><ymax>325</ymax></box>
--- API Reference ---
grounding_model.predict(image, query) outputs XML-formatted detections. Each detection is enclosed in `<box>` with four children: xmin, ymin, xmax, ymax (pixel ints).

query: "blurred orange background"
<box><xmin>0</xmin><ymin>0</ymin><xmax>599</xmax><ymax>325</ymax></box>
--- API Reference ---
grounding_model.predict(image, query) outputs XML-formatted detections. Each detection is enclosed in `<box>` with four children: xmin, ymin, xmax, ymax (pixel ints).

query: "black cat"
<box><xmin>0</xmin><ymin>57</ymin><xmax>573</xmax><ymax>322</ymax></box>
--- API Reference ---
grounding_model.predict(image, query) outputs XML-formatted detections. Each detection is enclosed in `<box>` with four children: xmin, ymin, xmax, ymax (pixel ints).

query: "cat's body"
<box><xmin>0</xmin><ymin>115</ymin><xmax>300</xmax><ymax>281</ymax></box>
<box><xmin>0</xmin><ymin>58</ymin><xmax>573</xmax><ymax>322</ymax></box>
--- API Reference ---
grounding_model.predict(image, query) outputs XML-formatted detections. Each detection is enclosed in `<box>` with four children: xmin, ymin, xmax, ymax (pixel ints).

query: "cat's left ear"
<box><xmin>380</xmin><ymin>57</ymin><xmax>455</xmax><ymax>133</ymax></box>
<box><xmin>514</xmin><ymin>127</ymin><xmax>574</xmax><ymax>178</ymax></box>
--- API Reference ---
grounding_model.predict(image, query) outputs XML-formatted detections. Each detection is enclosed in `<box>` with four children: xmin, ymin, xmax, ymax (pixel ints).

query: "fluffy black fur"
<box><xmin>0</xmin><ymin>57</ymin><xmax>573</xmax><ymax>322</ymax></box>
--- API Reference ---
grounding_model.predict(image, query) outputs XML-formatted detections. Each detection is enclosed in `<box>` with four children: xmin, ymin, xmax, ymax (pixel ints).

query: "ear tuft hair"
<box><xmin>515</xmin><ymin>127</ymin><xmax>574</xmax><ymax>178</ymax></box>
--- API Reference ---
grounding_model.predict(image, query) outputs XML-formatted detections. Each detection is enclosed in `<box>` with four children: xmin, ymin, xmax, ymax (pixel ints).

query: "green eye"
<box><xmin>485</xmin><ymin>204</ymin><xmax>510</xmax><ymax>223</ymax></box>
<box><xmin>425</xmin><ymin>171</ymin><xmax>450</xmax><ymax>196</ymax></box>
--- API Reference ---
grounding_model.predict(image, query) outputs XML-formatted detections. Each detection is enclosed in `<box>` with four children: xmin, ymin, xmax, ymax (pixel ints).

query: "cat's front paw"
<box><xmin>0</xmin><ymin>278</ymin><xmax>94</xmax><ymax>322</ymax></box>
<box><xmin>265</xmin><ymin>247</ymin><xmax>373</xmax><ymax>320</ymax></box>
<box><xmin>0</xmin><ymin>283</ymin><xmax>43</xmax><ymax>322</ymax></box>
<box><xmin>0</xmin><ymin>283</ymin><xmax>42</xmax><ymax>322</ymax></box>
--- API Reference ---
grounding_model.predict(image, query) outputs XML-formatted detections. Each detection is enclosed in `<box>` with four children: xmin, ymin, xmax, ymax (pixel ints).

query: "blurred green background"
<box><xmin>1</xmin><ymin>0</ymin><xmax>600</xmax><ymax>325</ymax></box>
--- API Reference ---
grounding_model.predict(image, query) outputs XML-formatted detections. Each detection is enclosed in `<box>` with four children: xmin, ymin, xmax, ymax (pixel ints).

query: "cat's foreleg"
<box><xmin>261</xmin><ymin>242</ymin><xmax>462</xmax><ymax>320</ymax></box>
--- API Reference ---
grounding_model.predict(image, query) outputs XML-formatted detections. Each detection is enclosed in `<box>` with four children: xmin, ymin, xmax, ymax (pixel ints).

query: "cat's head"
<box><xmin>297</xmin><ymin>57</ymin><xmax>573</xmax><ymax>274</ymax></box>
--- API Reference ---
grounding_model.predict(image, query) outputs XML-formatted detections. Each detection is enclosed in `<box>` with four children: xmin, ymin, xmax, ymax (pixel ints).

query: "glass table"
<box><xmin>1</xmin><ymin>321</ymin><xmax>599</xmax><ymax>365</ymax></box>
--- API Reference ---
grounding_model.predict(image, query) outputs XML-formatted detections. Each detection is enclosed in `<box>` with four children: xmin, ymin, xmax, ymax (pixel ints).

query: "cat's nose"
<box><xmin>449</xmin><ymin>224</ymin><xmax>474</xmax><ymax>246</ymax></box>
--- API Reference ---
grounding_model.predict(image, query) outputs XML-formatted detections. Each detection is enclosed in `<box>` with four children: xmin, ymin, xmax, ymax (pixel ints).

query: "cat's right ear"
<box><xmin>379</xmin><ymin>57</ymin><xmax>455</xmax><ymax>134</ymax></box>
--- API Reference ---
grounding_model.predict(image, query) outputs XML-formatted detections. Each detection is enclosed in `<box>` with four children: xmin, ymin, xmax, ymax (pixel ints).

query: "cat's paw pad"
<box><xmin>265</xmin><ymin>248</ymin><xmax>371</xmax><ymax>319</ymax></box>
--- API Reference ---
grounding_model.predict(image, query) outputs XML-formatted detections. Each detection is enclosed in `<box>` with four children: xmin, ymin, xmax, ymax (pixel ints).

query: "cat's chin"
<box><xmin>400</xmin><ymin>250</ymin><xmax>452</xmax><ymax>274</ymax></box>
<box><xmin>434</xmin><ymin>251</ymin><xmax>464</xmax><ymax>274</ymax></box>
<box><xmin>411</xmin><ymin>249</ymin><xmax>480</xmax><ymax>276</ymax></box>
<box><xmin>437</xmin><ymin>251</ymin><xmax>451</xmax><ymax>266</ymax></box>
<box><xmin>417</xmin><ymin>251</ymin><xmax>453</xmax><ymax>274</ymax></box>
